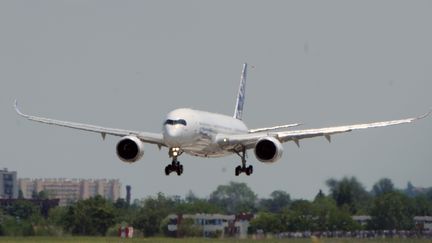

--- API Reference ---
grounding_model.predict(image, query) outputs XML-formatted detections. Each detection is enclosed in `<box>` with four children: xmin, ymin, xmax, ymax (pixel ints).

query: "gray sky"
<box><xmin>1</xmin><ymin>0</ymin><xmax>431</xmax><ymax>200</ymax></box>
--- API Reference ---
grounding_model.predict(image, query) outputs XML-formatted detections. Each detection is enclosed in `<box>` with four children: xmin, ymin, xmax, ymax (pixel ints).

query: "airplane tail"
<box><xmin>233</xmin><ymin>63</ymin><xmax>247</xmax><ymax>120</ymax></box>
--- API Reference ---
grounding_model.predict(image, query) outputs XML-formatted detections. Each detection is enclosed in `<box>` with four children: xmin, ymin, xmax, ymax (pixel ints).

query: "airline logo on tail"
<box><xmin>234</xmin><ymin>63</ymin><xmax>247</xmax><ymax>120</ymax></box>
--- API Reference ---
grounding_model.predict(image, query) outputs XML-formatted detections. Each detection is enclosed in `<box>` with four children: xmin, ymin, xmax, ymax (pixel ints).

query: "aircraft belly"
<box><xmin>182</xmin><ymin>140</ymin><xmax>230</xmax><ymax>158</ymax></box>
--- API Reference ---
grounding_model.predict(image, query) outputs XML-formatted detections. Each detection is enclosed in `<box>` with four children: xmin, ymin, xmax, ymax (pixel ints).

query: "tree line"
<box><xmin>0</xmin><ymin>177</ymin><xmax>431</xmax><ymax>236</ymax></box>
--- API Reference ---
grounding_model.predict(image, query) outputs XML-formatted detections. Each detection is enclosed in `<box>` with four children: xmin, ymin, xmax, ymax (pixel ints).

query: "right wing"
<box><xmin>14</xmin><ymin>100</ymin><xmax>165</xmax><ymax>146</ymax></box>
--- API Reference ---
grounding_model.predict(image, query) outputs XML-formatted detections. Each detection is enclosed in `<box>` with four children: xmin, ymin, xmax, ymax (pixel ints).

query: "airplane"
<box><xmin>14</xmin><ymin>63</ymin><xmax>430</xmax><ymax>176</ymax></box>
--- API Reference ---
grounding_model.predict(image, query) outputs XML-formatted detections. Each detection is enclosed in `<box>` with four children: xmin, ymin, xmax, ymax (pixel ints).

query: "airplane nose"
<box><xmin>163</xmin><ymin>126</ymin><xmax>182</xmax><ymax>146</ymax></box>
<box><xmin>166</xmin><ymin>127</ymin><xmax>177</xmax><ymax>137</ymax></box>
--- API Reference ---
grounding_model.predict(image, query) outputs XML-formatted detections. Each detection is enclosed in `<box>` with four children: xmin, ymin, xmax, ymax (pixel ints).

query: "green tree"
<box><xmin>314</xmin><ymin>189</ymin><xmax>326</xmax><ymax>201</ymax></box>
<box><xmin>313</xmin><ymin>197</ymin><xmax>359</xmax><ymax>231</ymax></box>
<box><xmin>405</xmin><ymin>182</ymin><xmax>416</xmax><ymax>197</ymax></box>
<box><xmin>209</xmin><ymin>181</ymin><xmax>257</xmax><ymax>214</ymax></box>
<box><xmin>133</xmin><ymin>193</ymin><xmax>175</xmax><ymax>236</ymax></box>
<box><xmin>185</xmin><ymin>190</ymin><xmax>199</xmax><ymax>203</ymax></box>
<box><xmin>259</xmin><ymin>190</ymin><xmax>291</xmax><ymax>213</ymax></box>
<box><xmin>0</xmin><ymin>209</ymin><xmax>4</xmax><ymax>236</ymax></box>
<box><xmin>326</xmin><ymin>176</ymin><xmax>371</xmax><ymax>214</ymax></box>
<box><xmin>37</xmin><ymin>190</ymin><xmax>50</xmax><ymax>200</ymax></box>
<box><xmin>47</xmin><ymin>206</ymin><xmax>68</xmax><ymax>227</ymax></box>
<box><xmin>6</xmin><ymin>200</ymin><xmax>39</xmax><ymax>220</ymax></box>
<box><xmin>426</xmin><ymin>188</ymin><xmax>432</xmax><ymax>202</ymax></box>
<box><xmin>175</xmin><ymin>199</ymin><xmax>222</xmax><ymax>214</ymax></box>
<box><xmin>113</xmin><ymin>198</ymin><xmax>139</xmax><ymax>226</ymax></box>
<box><xmin>372</xmin><ymin>178</ymin><xmax>395</xmax><ymax>196</ymax></box>
<box><xmin>413</xmin><ymin>195</ymin><xmax>432</xmax><ymax>216</ymax></box>
<box><xmin>249</xmin><ymin>212</ymin><xmax>281</xmax><ymax>234</ymax></box>
<box><xmin>64</xmin><ymin>196</ymin><xmax>115</xmax><ymax>235</ymax></box>
<box><xmin>114</xmin><ymin>198</ymin><xmax>129</xmax><ymax>209</ymax></box>
<box><xmin>18</xmin><ymin>190</ymin><xmax>24</xmax><ymax>199</ymax></box>
<box><xmin>285</xmin><ymin>200</ymin><xmax>317</xmax><ymax>231</ymax></box>
<box><xmin>369</xmin><ymin>191</ymin><xmax>415</xmax><ymax>230</ymax></box>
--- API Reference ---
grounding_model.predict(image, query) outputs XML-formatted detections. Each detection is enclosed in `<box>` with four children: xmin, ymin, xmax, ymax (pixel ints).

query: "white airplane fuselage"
<box><xmin>163</xmin><ymin>108</ymin><xmax>248</xmax><ymax>157</ymax></box>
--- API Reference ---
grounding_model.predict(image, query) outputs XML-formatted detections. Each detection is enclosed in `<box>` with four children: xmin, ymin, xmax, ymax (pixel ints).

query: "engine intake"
<box><xmin>116</xmin><ymin>136</ymin><xmax>144</xmax><ymax>163</ymax></box>
<box><xmin>254</xmin><ymin>137</ymin><xmax>283</xmax><ymax>163</ymax></box>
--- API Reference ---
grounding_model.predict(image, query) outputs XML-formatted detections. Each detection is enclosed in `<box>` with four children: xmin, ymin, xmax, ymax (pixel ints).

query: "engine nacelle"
<box><xmin>254</xmin><ymin>136</ymin><xmax>283</xmax><ymax>163</ymax></box>
<box><xmin>116</xmin><ymin>136</ymin><xmax>144</xmax><ymax>163</ymax></box>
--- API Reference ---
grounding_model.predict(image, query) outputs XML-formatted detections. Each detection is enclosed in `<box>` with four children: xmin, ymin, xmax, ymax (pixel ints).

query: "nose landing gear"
<box><xmin>165</xmin><ymin>147</ymin><xmax>184</xmax><ymax>176</ymax></box>
<box><xmin>165</xmin><ymin>160</ymin><xmax>183</xmax><ymax>175</ymax></box>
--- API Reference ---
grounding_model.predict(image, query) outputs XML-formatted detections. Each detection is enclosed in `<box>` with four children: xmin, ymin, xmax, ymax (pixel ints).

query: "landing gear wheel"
<box><xmin>235</xmin><ymin>166</ymin><xmax>241</xmax><ymax>176</ymax></box>
<box><xmin>246</xmin><ymin>165</ymin><xmax>253</xmax><ymax>176</ymax></box>
<box><xmin>164</xmin><ymin>159</ymin><xmax>184</xmax><ymax>175</ymax></box>
<box><xmin>176</xmin><ymin>164</ymin><xmax>183</xmax><ymax>175</ymax></box>
<box><xmin>165</xmin><ymin>165</ymin><xmax>171</xmax><ymax>176</ymax></box>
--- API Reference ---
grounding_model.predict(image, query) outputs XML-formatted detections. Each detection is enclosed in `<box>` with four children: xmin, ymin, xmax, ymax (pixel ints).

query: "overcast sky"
<box><xmin>1</xmin><ymin>1</ymin><xmax>431</xmax><ymax>200</ymax></box>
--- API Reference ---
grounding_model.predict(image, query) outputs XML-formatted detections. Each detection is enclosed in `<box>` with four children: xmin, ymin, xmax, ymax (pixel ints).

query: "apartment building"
<box><xmin>18</xmin><ymin>178</ymin><xmax>121</xmax><ymax>206</ymax></box>
<box><xmin>0</xmin><ymin>168</ymin><xmax>18</xmax><ymax>199</ymax></box>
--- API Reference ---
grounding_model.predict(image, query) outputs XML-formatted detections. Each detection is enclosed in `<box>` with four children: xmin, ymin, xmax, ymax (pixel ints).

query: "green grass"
<box><xmin>0</xmin><ymin>237</ymin><xmax>431</xmax><ymax>243</ymax></box>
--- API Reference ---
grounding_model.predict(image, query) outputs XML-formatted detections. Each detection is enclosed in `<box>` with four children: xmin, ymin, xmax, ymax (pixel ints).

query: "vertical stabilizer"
<box><xmin>233</xmin><ymin>63</ymin><xmax>247</xmax><ymax>120</ymax></box>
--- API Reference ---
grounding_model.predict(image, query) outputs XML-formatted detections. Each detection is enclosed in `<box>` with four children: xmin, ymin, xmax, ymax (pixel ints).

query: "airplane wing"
<box><xmin>217</xmin><ymin>110</ymin><xmax>431</xmax><ymax>150</ymax></box>
<box><xmin>248</xmin><ymin>123</ymin><xmax>302</xmax><ymax>133</ymax></box>
<box><xmin>14</xmin><ymin>100</ymin><xmax>165</xmax><ymax>146</ymax></box>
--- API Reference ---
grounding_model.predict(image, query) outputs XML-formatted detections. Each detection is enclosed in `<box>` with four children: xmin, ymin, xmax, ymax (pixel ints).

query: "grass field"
<box><xmin>0</xmin><ymin>237</ymin><xmax>431</xmax><ymax>243</ymax></box>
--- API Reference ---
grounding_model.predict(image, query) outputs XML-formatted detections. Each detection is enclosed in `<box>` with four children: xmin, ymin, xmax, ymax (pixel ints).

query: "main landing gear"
<box><xmin>234</xmin><ymin>148</ymin><xmax>253</xmax><ymax>176</ymax></box>
<box><xmin>165</xmin><ymin>147</ymin><xmax>184</xmax><ymax>176</ymax></box>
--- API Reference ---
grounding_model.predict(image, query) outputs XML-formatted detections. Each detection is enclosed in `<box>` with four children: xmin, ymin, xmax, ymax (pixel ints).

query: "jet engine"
<box><xmin>116</xmin><ymin>136</ymin><xmax>144</xmax><ymax>163</ymax></box>
<box><xmin>254</xmin><ymin>137</ymin><xmax>283</xmax><ymax>163</ymax></box>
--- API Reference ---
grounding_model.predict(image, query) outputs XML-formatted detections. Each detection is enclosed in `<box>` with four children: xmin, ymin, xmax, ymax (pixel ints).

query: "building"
<box><xmin>352</xmin><ymin>215</ymin><xmax>372</xmax><ymax>226</ymax></box>
<box><xmin>0</xmin><ymin>168</ymin><xmax>18</xmax><ymax>199</ymax></box>
<box><xmin>414</xmin><ymin>216</ymin><xmax>432</xmax><ymax>232</ymax></box>
<box><xmin>18</xmin><ymin>178</ymin><xmax>121</xmax><ymax>206</ymax></box>
<box><xmin>166</xmin><ymin>213</ymin><xmax>253</xmax><ymax>239</ymax></box>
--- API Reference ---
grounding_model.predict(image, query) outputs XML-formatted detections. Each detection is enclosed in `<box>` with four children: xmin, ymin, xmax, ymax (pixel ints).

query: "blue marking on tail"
<box><xmin>234</xmin><ymin>63</ymin><xmax>247</xmax><ymax>120</ymax></box>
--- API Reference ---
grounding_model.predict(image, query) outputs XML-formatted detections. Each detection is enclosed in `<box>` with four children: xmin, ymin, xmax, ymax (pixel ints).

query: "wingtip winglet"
<box><xmin>14</xmin><ymin>99</ymin><xmax>26</xmax><ymax>117</ymax></box>
<box><xmin>418</xmin><ymin>109</ymin><xmax>432</xmax><ymax>120</ymax></box>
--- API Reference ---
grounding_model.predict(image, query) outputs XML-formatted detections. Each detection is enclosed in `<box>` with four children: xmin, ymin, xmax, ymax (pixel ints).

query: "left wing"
<box><xmin>248</xmin><ymin>123</ymin><xmax>302</xmax><ymax>133</ymax></box>
<box><xmin>217</xmin><ymin>110</ymin><xmax>430</xmax><ymax>149</ymax></box>
<box><xmin>14</xmin><ymin>100</ymin><xmax>165</xmax><ymax>146</ymax></box>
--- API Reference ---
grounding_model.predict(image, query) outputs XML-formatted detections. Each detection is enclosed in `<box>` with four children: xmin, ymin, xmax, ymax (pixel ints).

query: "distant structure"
<box><xmin>0</xmin><ymin>168</ymin><xmax>18</xmax><ymax>199</ymax></box>
<box><xmin>18</xmin><ymin>178</ymin><xmax>121</xmax><ymax>206</ymax></box>
<box><xmin>414</xmin><ymin>216</ymin><xmax>432</xmax><ymax>232</ymax></box>
<box><xmin>166</xmin><ymin>213</ymin><xmax>253</xmax><ymax>239</ymax></box>
<box><xmin>126</xmin><ymin>185</ymin><xmax>131</xmax><ymax>205</ymax></box>
<box><xmin>352</xmin><ymin>215</ymin><xmax>372</xmax><ymax>226</ymax></box>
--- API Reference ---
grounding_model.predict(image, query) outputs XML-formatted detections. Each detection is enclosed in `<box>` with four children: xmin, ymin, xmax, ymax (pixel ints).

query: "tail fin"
<box><xmin>233</xmin><ymin>63</ymin><xmax>247</xmax><ymax>120</ymax></box>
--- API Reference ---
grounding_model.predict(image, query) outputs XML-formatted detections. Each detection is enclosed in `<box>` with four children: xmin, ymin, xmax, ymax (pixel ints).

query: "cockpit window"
<box><xmin>164</xmin><ymin>119</ymin><xmax>187</xmax><ymax>126</ymax></box>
